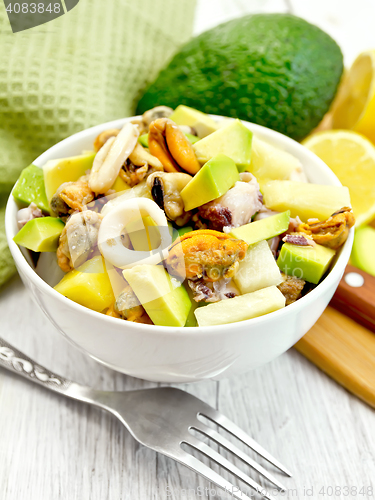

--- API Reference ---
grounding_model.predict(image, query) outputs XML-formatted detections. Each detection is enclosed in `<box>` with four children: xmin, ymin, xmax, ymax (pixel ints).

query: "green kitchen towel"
<box><xmin>0</xmin><ymin>0</ymin><xmax>196</xmax><ymax>287</ymax></box>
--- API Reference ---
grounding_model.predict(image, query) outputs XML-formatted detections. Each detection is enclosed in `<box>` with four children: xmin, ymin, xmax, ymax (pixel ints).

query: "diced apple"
<box><xmin>13</xmin><ymin>217</ymin><xmax>65</xmax><ymax>252</ymax></box>
<box><xmin>126</xmin><ymin>216</ymin><xmax>161</xmax><ymax>251</ymax></box>
<box><xmin>229</xmin><ymin>211</ymin><xmax>290</xmax><ymax>246</ymax></box>
<box><xmin>111</xmin><ymin>176</ymin><xmax>131</xmax><ymax>193</ymax></box>
<box><xmin>193</xmin><ymin>119</ymin><xmax>253</xmax><ymax>172</ymax></box>
<box><xmin>169</xmin><ymin>105</ymin><xmax>218</xmax><ymax>138</ymax></box>
<box><xmin>351</xmin><ymin>226</ymin><xmax>375</xmax><ymax>277</ymax></box>
<box><xmin>54</xmin><ymin>255</ymin><xmax>115</xmax><ymax>312</ymax></box>
<box><xmin>13</xmin><ymin>164</ymin><xmax>50</xmax><ymax>213</ymax></box>
<box><xmin>262</xmin><ymin>180</ymin><xmax>351</xmax><ymax>222</ymax></box>
<box><xmin>43</xmin><ymin>152</ymin><xmax>96</xmax><ymax>202</ymax></box>
<box><xmin>234</xmin><ymin>240</ymin><xmax>282</xmax><ymax>294</ymax></box>
<box><xmin>248</xmin><ymin>136</ymin><xmax>302</xmax><ymax>180</ymax></box>
<box><xmin>277</xmin><ymin>242</ymin><xmax>336</xmax><ymax>284</ymax></box>
<box><xmin>123</xmin><ymin>265</ymin><xmax>192</xmax><ymax>327</ymax></box>
<box><xmin>180</xmin><ymin>154</ymin><xmax>239</xmax><ymax>211</ymax></box>
<box><xmin>194</xmin><ymin>286</ymin><xmax>285</xmax><ymax>327</ymax></box>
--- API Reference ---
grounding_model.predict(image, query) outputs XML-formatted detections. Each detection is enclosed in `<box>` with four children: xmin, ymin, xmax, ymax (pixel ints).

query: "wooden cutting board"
<box><xmin>294</xmin><ymin>265</ymin><xmax>375</xmax><ymax>409</ymax></box>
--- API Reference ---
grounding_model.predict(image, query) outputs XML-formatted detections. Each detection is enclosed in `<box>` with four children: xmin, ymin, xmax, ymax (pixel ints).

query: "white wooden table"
<box><xmin>1</xmin><ymin>1</ymin><xmax>375</xmax><ymax>499</ymax></box>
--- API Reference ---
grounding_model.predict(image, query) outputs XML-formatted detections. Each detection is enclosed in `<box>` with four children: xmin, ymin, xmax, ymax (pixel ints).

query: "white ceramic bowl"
<box><xmin>6</xmin><ymin>116</ymin><xmax>353</xmax><ymax>383</ymax></box>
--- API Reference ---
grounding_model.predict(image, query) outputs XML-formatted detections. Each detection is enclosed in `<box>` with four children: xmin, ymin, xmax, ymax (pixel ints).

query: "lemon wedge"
<box><xmin>330</xmin><ymin>50</ymin><xmax>375</xmax><ymax>142</ymax></box>
<box><xmin>303</xmin><ymin>130</ymin><xmax>375</xmax><ymax>226</ymax></box>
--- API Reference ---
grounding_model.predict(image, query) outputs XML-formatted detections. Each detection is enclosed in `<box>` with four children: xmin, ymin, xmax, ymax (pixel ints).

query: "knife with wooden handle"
<box><xmin>295</xmin><ymin>264</ymin><xmax>375</xmax><ymax>409</ymax></box>
<box><xmin>330</xmin><ymin>264</ymin><xmax>375</xmax><ymax>332</ymax></box>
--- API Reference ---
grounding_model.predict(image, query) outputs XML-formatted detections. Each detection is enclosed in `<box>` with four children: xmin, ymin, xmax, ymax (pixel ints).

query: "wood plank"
<box><xmin>218</xmin><ymin>348</ymin><xmax>375</xmax><ymax>498</ymax></box>
<box><xmin>2</xmin><ymin>3</ymin><xmax>375</xmax><ymax>498</ymax></box>
<box><xmin>295</xmin><ymin>306</ymin><xmax>375</xmax><ymax>409</ymax></box>
<box><xmin>0</xmin><ymin>278</ymin><xmax>218</xmax><ymax>500</ymax></box>
<box><xmin>2</xmin><ymin>280</ymin><xmax>375</xmax><ymax>499</ymax></box>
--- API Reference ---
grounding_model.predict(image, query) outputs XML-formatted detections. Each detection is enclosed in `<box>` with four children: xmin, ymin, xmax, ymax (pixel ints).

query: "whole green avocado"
<box><xmin>136</xmin><ymin>14</ymin><xmax>343</xmax><ymax>141</ymax></box>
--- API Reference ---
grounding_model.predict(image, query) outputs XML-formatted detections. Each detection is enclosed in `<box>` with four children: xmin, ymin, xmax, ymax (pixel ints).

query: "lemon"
<box><xmin>331</xmin><ymin>50</ymin><xmax>375</xmax><ymax>143</ymax></box>
<box><xmin>303</xmin><ymin>130</ymin><xmax>375</xmax><ymax>226</ymax></box>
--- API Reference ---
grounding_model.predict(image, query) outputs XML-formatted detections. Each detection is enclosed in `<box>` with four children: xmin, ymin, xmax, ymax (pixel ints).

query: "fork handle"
<box><xmin>0</xmin><ymin>337</ymin><xmax>121</xmax><ymax>413</ymax></box>
<box><xmin>0</xmin><ymin>336</ymin><xmax>72</xmax><ymax>393</ymax></box>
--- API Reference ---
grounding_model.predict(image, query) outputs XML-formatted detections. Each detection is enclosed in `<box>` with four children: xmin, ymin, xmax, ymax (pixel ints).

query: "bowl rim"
<box><xmin>5</xmin><ymin>115</ymin><xmax>354</xmax><ymax>335</ymax></box>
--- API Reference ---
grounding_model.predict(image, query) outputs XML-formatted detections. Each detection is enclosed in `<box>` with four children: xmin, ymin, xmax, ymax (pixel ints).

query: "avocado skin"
<box><xmin>136</xmin><ymin>14</ymin><xmax>343</xmax><ymax>142</ymax></box>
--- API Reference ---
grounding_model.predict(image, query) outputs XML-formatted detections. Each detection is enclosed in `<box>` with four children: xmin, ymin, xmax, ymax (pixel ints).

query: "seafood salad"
<box><xmin>12</xmin><ymin>105</ymin><xmax>354</xmax><ymax>327</ymax></box>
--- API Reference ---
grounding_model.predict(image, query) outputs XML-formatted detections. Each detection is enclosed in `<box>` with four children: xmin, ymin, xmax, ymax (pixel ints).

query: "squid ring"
<box><xmin>98</xmin><ymin>198</ymin><xmax>172</xmax><ymax>269</ymax></box>
<box><xmin>89</xmin><ymin>122</ymin><xmax>139</xmax><ymax>194</ymax></box>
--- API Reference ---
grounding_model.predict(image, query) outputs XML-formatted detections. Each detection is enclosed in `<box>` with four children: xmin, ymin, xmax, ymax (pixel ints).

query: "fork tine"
<box><xmin>191</xmin><ymin>424</ymin><xmax>287</xmax><ymax>491</ymax></box>
<box><xmin>199</xmin><ymin>408</ymin><xmax>292</xmax><ymax>477</ymax></box>
<box><xmin>176</xmin><ymin>449</ymin><xmax>258</xmax><ymax>500</ymax></box>
<box><xmin>183</xmin><ymin>436</ymin><xmax>278</xmax><ymax>500</ymax></box>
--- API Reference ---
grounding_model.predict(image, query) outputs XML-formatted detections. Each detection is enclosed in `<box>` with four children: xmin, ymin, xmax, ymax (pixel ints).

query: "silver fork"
<box><xmin>0</xmin><ymin>337</ymin><xmax>291</xmax><ymax>500</ymax></box>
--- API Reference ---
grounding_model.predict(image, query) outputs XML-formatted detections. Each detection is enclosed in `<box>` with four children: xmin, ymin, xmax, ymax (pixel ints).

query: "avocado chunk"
<box><xmin>54</xmin><ymin>255</ymin><xmax>114</xmax><ymax>312</ymax></box>
<box><xmin>262</xmin><ymin>180</ymin><xmax>351</xmax><ymax>222</ymax></box>
<box><xmin>184</xmin><ymin>306</ymin><xmax>198</xmax><ymax>327</ymax></box>
<box><xmin>169</xmin><ymin>105</ymin><xmax>218</xmax><ymax>138</ymax></box>
<box><xmin>123</xmin><ymin>265</ymin><xmax>192</xmax><ymax>327</ymax></box>
<box><xmin>230</xmin><ymin>211</ymin><xmax>290</xmax><ymax>246</ymax></box>
<box><xmin>171</xmin><ymin>225</ymin><xmax>193</xmax><ymax>243</ymax></box>
<box><xmin>184</xmin><ymin>289</ymin><xmax>208</xmax><ymax>327</ymax></box>
<box><xmin>176</xmin><ymin>226</ymin><xmax>193</xmax><ymax>239</ymax></box>
<box><xmin>195</xmin><ymin>285</ymin><xmax>285</xmax><ymax>327</ymax></box>
<box><xmin>138</xmin><ymin>134</ymin><xmax>149</xmax><ymax>148</ymax></box>
<box><xmin>234</xmin><ymin>240</ymin><xmax>282</xmax><ymax>294</ymax></box>
<box><xmin>193</xmin><ymin>120</ymin><xmax>252</xmax><ymax>172</ymax></box>
<box><xmin>137</xmin><ymin>14</ymin><xmax>343</xmax><ymax>142</ymax></box>
<box><xmin>351</xmin><ymin>226</ymin><xmax>375</xmax><ymax>277</ymax></box>
<box><xmin>248</xmin><ymin>136</ymin><xmax>302</xmax><ymax>181</ymax></box>
<box><xmin>183</xmin><ymin>283</ymin><xmax>201</xmax><ymax>327</ymax></box>
<box><xmin>13</xmin><ymin>164</ymin><xmax>50</xmax><ymax>213</ymax></box>
<box><xmin>13</xmin><ymin>217</ymin><xmax>65</xmax><ymax>252</ymax></box>
<box><xmin>0</xmin><ymin>206</ymin><xmax>16</xmax><ymax>287</ymax></box>
<box><xmin>185</xmin><ymin>133</ymin><xmax>200</xmax><ymax>145</ymax></box>
<box><xmin>43</xmin><ymin>152</ymin><xmax>96</xmax><ymax>202</ymax></box>
<box><xmin>180</xmin><ymin>154</ymin><xmax>239</xmax><ymax>211</ymax></box>
<box><xmin>277</xmin><ymin>242</ymin><xmax>336</xmax><ymax>284</ymax></box>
